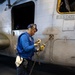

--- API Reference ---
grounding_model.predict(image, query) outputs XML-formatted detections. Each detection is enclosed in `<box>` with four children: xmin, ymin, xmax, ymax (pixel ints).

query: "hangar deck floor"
<box><xmin>0</xmin><ymin>55</ymin><xmax>75</xmax><ymax>75</ymax></box>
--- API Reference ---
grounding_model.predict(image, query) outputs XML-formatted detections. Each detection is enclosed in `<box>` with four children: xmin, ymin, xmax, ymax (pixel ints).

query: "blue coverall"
<box><xmin>16</xmin><ymin>32</ymin><xmax>37</xmax><ymax>75</ymax></box>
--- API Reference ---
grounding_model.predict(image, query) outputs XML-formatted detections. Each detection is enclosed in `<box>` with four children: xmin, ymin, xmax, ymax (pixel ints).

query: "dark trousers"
<box><xmin>17</xmin><ymin>59</ymin><xmax>33</xmax><ymax>75</ymax></box>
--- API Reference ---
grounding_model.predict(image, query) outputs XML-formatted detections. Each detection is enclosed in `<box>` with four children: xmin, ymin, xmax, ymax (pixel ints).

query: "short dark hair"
<box><xmin>27</xmin><ymin>24</ymin><xmax>38</xmax><ymax>31</ymax></box>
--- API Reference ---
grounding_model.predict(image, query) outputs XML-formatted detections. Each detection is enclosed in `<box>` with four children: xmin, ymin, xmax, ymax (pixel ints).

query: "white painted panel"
<box><xmin>62</xmin><ymin>20</ymin><xmax>75</xmax><ymax>31</ymax></box>
<box><xmin>53</xmin><ymin>39</ymin><xmax>75</xmax><ymax>66</ymax></box>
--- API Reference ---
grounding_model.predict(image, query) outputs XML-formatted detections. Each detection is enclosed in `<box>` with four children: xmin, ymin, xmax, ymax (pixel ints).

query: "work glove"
<box><xmin>39</xmin><ymin>44</ymin><xmax>45</xmax><ymax>51</ymax></box>
<box><xmin>37</xmin><ymin>44</ymin><xmax>45</xmax><ymax>51</ymax></box>
<box><xmin>15</xmin><ymin>55</ymin><xmax>23</xmax><ymax>67</ymax></box>
<box><xmin>34</xmin><ymin>39</ymin><xmax>41</xmax><ymax>47</ymax></box>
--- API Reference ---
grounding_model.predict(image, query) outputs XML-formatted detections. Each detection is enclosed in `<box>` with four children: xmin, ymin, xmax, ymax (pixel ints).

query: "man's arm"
<box><xmin>20</xmin><ymin>34</ymin><xmax>35</xmax><ymax>52</ymax></box>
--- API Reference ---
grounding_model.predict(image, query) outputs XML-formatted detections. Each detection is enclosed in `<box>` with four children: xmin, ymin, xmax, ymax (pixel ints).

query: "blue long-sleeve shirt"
<box><xmin>16</xmin><ymin>32</ymin><xmax>37</xmax><ymax>60</ymax></box>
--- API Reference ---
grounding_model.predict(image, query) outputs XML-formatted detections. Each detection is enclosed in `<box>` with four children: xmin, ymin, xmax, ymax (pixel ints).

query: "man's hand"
<box><xmin>34</xmin><ymin>39</ymin><xmax>41</xmax><ymax>47</ymax></box>
<box><xmin>34</xmin><ymin>43</ymin><xmax>39</xmax><ymax>47</ymax></box>
<box><xmin>36</xmin><ymin>44</ymin><xmax>45</xmax><ymax>51</ymax></box>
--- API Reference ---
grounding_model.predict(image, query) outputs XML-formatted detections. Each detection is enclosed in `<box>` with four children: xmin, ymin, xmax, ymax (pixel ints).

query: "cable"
<box><xmin>29</xmin><ymin>61</ymin><xmax>36</xmax><ymax>75</ymax></box>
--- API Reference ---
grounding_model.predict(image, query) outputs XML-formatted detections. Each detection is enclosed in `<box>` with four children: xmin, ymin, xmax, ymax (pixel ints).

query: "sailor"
<box><xmin>15</xmin><ymin>24</ymin><xmax>45</xmax><ymax>75</ymax></box>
